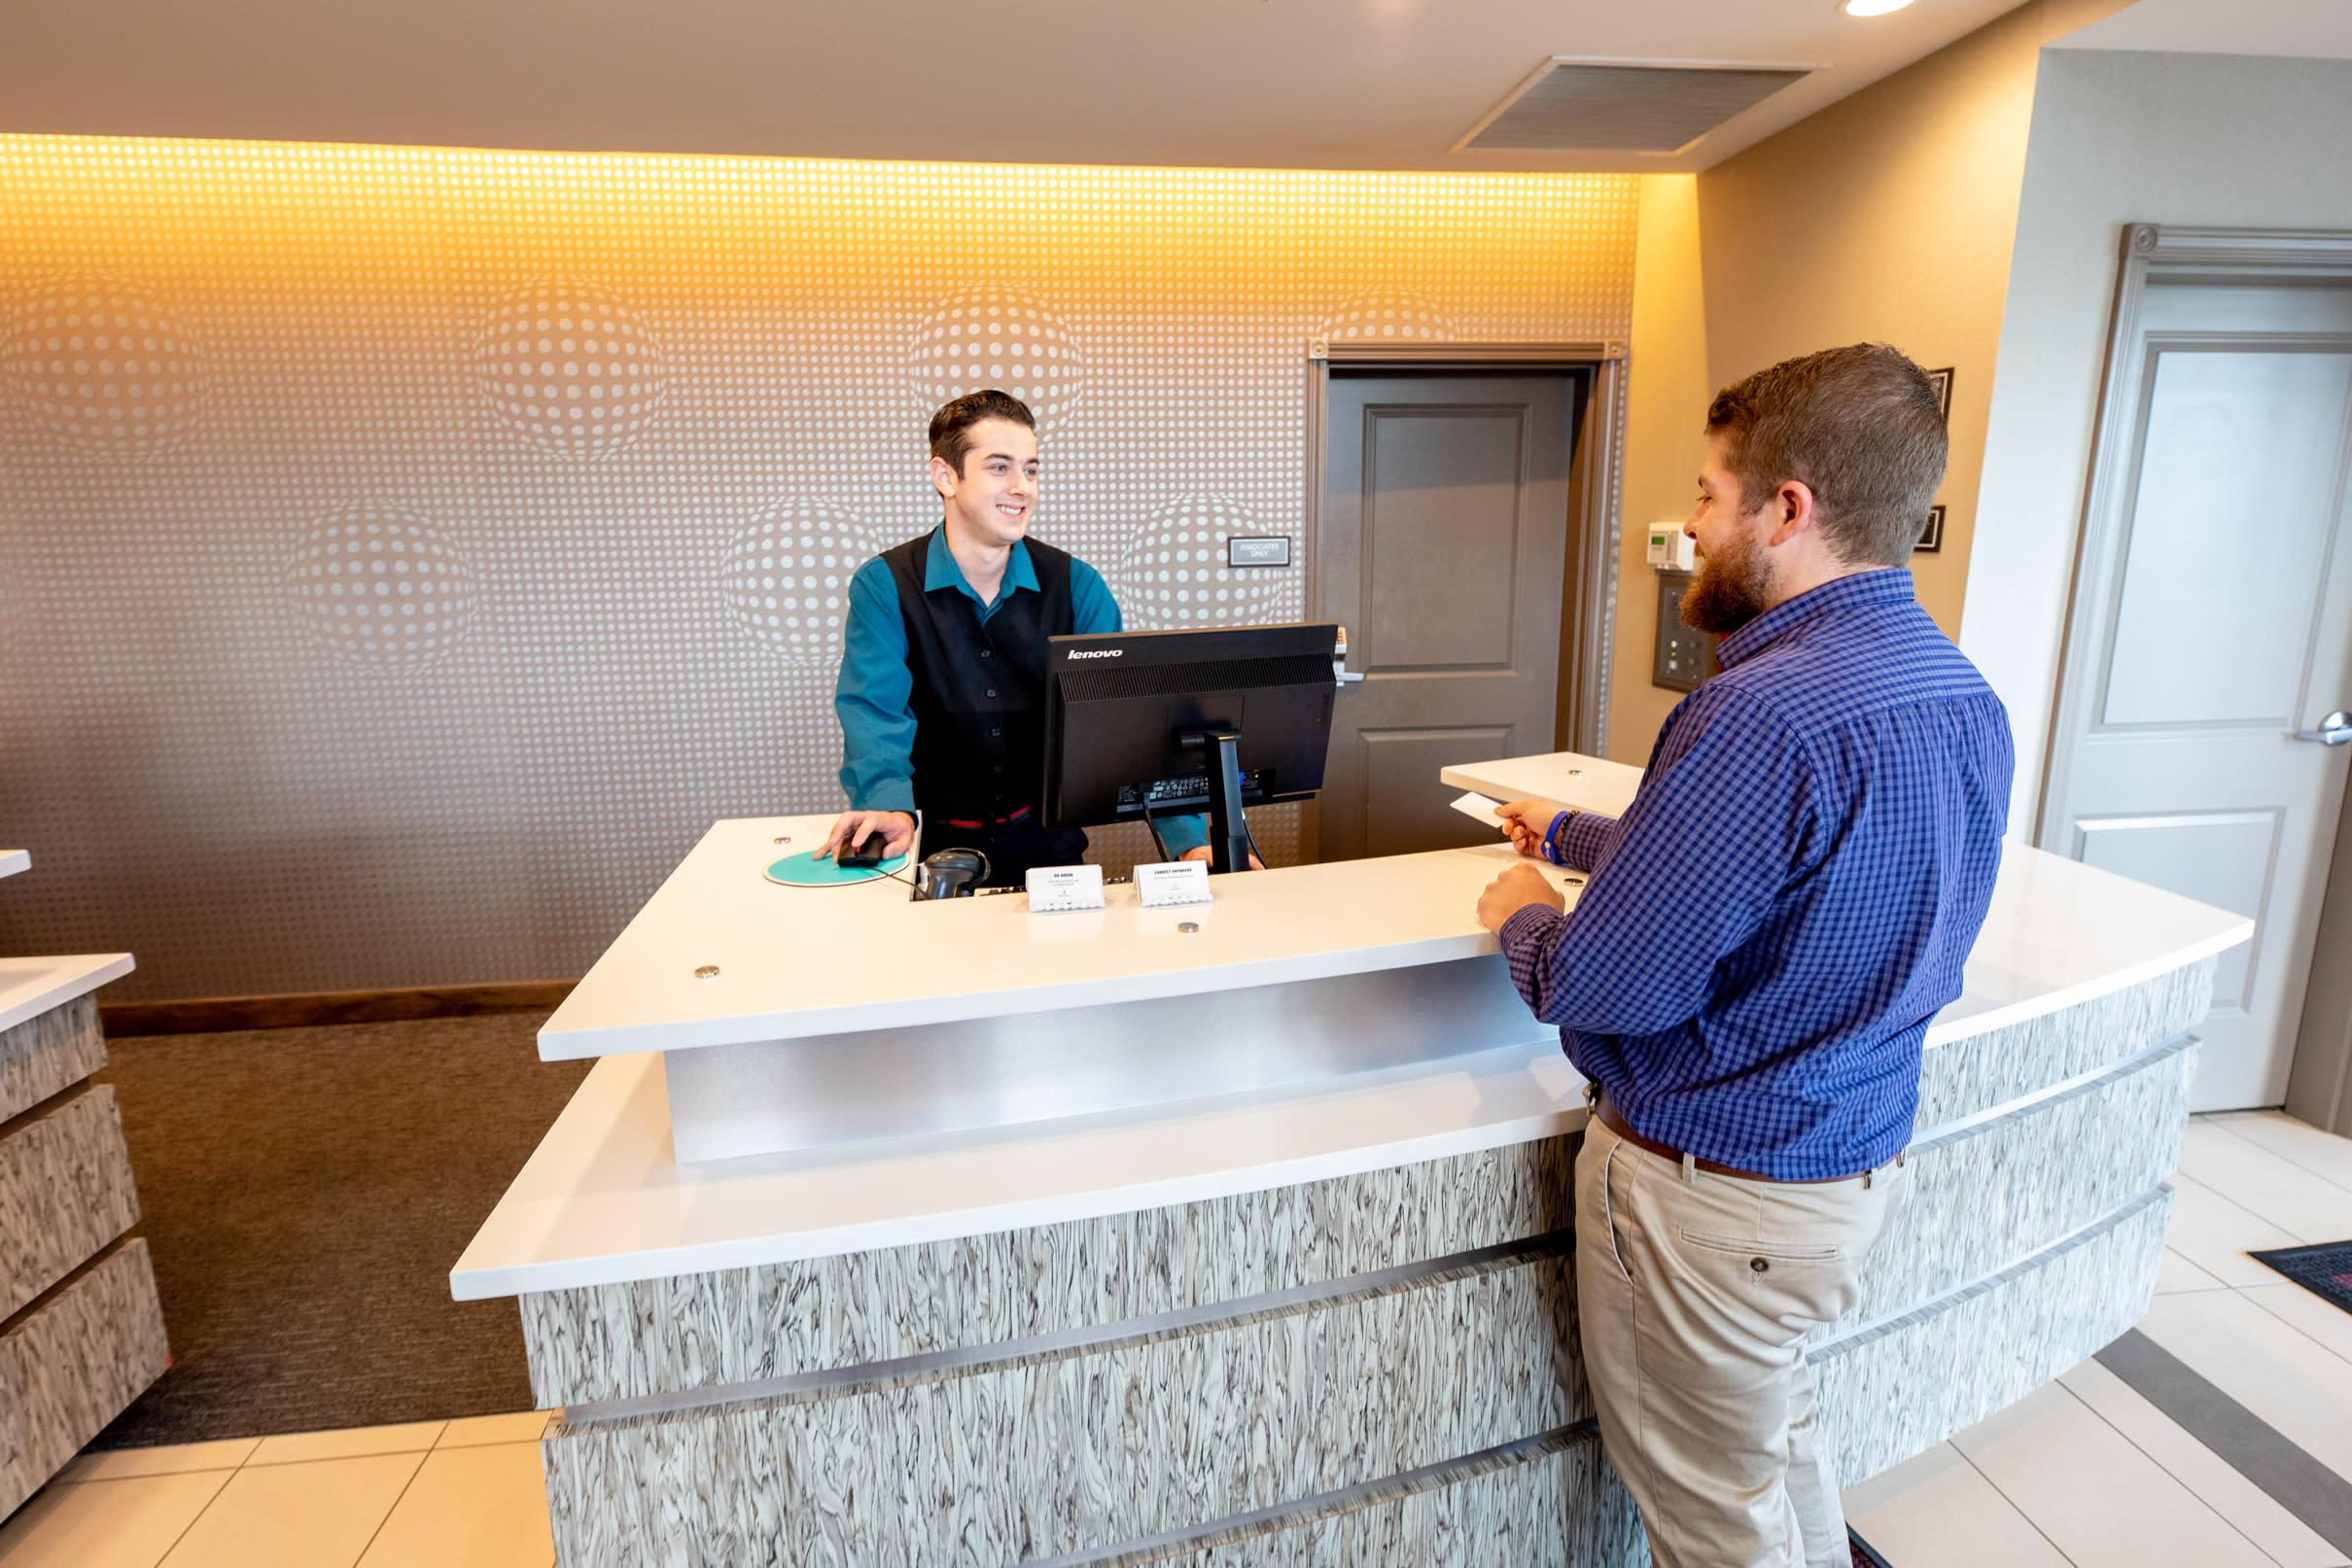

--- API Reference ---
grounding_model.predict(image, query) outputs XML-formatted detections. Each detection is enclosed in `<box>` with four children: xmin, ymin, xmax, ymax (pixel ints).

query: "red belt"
<box><xmin>943</xmin><ymin>806</ymin><xmax>1031</xmax><ymax>830</ymax></box>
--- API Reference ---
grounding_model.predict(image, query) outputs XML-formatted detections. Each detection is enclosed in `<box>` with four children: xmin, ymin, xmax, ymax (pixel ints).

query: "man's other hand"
<box><xmin>1478</xmin><ymin>860</ymin><xmax>1565</xmax><ymax>932</ymax></box>
<box><xmin>1180</xmin><ymin>844</ymin><xmax>1266</xmax><ymax>871</ymax></box>
<box><xmin>821</xmin><ymin>810</ymin><xmax>918</xmax><ymax>861</ymax></box>
<box><xmin>1492</xmin><ymin>798</ymin><xmax>1560</xmax><ymax>858</ymax></box>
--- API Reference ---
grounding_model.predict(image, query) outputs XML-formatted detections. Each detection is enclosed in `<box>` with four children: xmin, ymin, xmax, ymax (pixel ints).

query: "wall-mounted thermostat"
<box><xmin>1228</xmin><ymin>536</ymin><xmax>1292</xmax><ymax>568</ymax></box>
<box><xmin>1646</xmin><ymin>523</ymin><xmax>1697</xmax><ymax>573</ymax></box>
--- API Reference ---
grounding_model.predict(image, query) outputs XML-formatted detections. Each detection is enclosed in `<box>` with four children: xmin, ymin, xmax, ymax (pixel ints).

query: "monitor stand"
<box><xmin>1179</xmin><ymin>727</ymin><xmax>1250</xmax><ymax>873</ymax></box>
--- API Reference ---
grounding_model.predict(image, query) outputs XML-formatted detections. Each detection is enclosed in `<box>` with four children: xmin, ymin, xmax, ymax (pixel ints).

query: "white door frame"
<box><xmin>2037</xmin><ymin>223</ymin><xmax>2352</xmax><ymax>845</ymax></box>
<box><xmin>1303</xmin><ymin>338</ymin><xmax>1629</xmax><ymax>756</ymax></box>
<box><xmin>2043</xmin><ymin>224</ymin><xmax>2352</xmax><ymax>1114</ymax></box>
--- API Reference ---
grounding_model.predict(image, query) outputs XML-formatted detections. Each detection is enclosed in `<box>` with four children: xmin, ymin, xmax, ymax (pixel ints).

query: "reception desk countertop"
<box><xmin>454</xmin><ymin>771</ymin><xmax>2248</xmax><ymax>1301</ymax></box>
<box><xmin>535</xmin><ymin>817</ymin><xmax>1585</xmax><ymax>1061</ymax></box>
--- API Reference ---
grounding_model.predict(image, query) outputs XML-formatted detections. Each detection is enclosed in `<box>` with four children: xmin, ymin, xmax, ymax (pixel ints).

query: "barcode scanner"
<box><xmin>916</xmin><ymin>848</ymin><xmax>988</xmax><ymax>899</ymax></box>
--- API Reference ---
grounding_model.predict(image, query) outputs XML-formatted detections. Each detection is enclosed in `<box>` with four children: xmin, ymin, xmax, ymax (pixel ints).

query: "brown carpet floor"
<box><xmin>88</xmin><ymin>1014</ymin><xmax>593</xmax><ymax>1447</ymax></box>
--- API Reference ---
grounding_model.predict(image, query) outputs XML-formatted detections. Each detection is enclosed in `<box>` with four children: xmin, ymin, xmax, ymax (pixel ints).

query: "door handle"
<box><xmin>2288</xmin><ymin>709</ymin><xmax>2352</xmax><ymax>746</ymax></box>
<box><xmin>1333</xmin><ymin>624</ymin><xmax>1365</xmax><ymax>686</ymax></box>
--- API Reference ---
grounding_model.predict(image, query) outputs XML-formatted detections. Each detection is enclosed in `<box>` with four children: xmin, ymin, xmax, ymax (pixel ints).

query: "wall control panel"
<box><xmin>1652</xmin><ymin>571</ymin><xmax>1719</xmax><ymax>694</ymax></box>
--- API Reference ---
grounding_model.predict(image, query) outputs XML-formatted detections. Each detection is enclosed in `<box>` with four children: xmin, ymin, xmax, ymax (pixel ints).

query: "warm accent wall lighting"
<box><xmin>0</xmin><ymin>134</ymin><xmax>1638</xmax><ymax>997</ymax></box>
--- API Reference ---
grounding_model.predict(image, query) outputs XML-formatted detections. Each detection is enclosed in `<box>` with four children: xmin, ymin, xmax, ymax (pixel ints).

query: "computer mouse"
<box><xmin>836</xmin><ymin>831</ymin><xmax>890</xmax><ymax>870</ymax></box>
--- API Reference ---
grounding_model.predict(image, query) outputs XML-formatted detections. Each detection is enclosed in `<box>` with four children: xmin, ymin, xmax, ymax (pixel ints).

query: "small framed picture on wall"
<box><xmin>1925</xmin><ymin>366</ymin><xmax>1954</xmax><ymax>423</ymax></box>
<box><xmin>1917</xmin><ymin>505</ymin><xmax>1947</xmax><ymax>554</ymax></box>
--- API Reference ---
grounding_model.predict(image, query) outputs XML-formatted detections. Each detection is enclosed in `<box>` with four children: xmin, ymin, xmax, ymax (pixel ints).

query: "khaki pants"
<box><xmin>1575</xmin><ymin>1111</ymin><xmax>1908</xmax><ymax>1568</ymax></box>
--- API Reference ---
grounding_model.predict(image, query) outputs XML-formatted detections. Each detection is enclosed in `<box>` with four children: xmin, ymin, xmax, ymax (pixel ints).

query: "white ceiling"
<box><xmin>0</xmin><ymin>0</ymin><xmax>2038</xmax><ymax>173</ymax></box>
<box><xmin>2052</xmin><ymin>0</ymin><xmax>2352</xmax><ymax>58</ymax></box>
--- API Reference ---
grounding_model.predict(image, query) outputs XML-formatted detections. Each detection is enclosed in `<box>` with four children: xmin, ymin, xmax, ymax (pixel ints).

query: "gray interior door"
<box><xmin>1316</xmin><ymin>371</ymin><xmax>1580</xmax><ymax>861</ymax></box>
<box><xmin>2040</xmin><ymin>283</ymin><xmax>2352</xmax><ymax>1110</ymax></box>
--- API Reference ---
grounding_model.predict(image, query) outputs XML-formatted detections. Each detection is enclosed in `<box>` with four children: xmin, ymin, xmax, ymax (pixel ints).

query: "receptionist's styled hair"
<box><xmin>1705</xmin><ymin>344</ymin><xmax>1948</xmax><ymax>568</ymax></box>
<box><xmin>929</xmin><ymin>389</ymin><xmax>1036</xmax><ymax>474</ymax></box>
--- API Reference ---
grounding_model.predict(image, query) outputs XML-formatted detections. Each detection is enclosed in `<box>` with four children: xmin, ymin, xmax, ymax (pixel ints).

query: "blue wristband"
<box><xmin>1542</xmin><ymin>810</ymin><xmax>1573</xmax><ymax>866</ymax></box>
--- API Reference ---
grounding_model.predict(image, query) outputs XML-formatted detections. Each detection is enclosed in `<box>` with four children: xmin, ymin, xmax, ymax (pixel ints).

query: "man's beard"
<box><xmin>1680</xmin><ymin>520</ymin><xmax>1775</xmax><ymax>637</ymax></box>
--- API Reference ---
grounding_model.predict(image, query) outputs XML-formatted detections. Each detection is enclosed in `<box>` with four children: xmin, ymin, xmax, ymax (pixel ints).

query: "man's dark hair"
<box><xmin>1704</xmin><ymin>344</ymin><xmax>1948</xmax><ymax>567</ymax></box>
<box><xmin>929</xmin><ymin>389</ymin><xmax>1036</xmax><ymax>473</ymax></box>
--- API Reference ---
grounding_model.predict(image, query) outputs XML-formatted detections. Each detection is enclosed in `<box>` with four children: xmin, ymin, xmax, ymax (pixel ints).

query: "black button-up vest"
<box><xmin>879</xmin><ymin>532</ymin><xmax>1075</xmax><ymax>829</ymax></box>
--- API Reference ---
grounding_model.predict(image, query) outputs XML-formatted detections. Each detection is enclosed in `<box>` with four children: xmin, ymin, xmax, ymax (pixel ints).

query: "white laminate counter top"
<box><xmin>537</xmin><ymin>817</ymin><xmax>1587</xmax><ymax>1061</ymax></box>
<box><xmin>0</xmin><ymin>851</ymin><xmax>28</xmax><ymax>881</ymax></box>
<box><xmin>0</xmin><ymin>954</ymin><xmax>134</xmax><ymax>1035</ymax></box>
<box><xmin>451</xmin><ymin>1039</ymin><xmax>1591</xmax><ymax>1299</ymax></box>
<box><xmin>463</xmin><ymin>782</ymin><xmax>2252</xmax><ymax>1299</ymax></box>
<box><xmin>1443</xmin><ymin>752</ymin><xmax>2253</xmax><ymax>1046</ymax></box>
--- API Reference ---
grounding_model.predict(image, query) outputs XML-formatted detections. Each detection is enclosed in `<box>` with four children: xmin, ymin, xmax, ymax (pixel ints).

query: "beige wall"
<box><xmin>1691</xmin><ymin>1</ymin><xmax>2053</xmax><ymax>641</ymax></box>
<box><xmin>1605</xmin><ymin>2</ymin><xmax>2113</xmax><ymax>764</ymax></box>
<box><xmin>1607</xmin><ymin>176</ymin><xmax>1712</xmax><ymax>765</ymax></box>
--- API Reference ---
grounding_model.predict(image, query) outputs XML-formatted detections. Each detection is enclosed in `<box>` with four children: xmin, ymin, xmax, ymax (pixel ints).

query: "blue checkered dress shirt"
<box><xmin>1499</xmin><ymin>569</ymin><xmax>2013</xmax><ymax>1179</ymax></box>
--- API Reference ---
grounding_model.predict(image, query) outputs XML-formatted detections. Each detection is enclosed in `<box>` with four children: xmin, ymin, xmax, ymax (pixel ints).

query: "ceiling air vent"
<box><xmin>1457</xmin><ymin>57</ymin><xmax>1815</xmax><ymax>155</ymax></box>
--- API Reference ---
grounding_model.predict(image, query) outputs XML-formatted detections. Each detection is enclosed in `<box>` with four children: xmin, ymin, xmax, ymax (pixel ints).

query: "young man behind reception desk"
<box><xmin>822</xmin><ymin>388</ymin><xmax>1242</xmax><ymax>884</ymax></box>
<box><xmin>1478</xmin><ymin>345</ymin><xmax>2013</xmax><ymax>1568</ymax></box>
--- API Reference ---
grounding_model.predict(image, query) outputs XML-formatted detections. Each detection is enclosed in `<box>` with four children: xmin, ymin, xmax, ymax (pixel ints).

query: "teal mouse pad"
<box><xmin>763</xmin><ymin>848</ymin><xmax>912</xmax><ymax>888</ymax></box>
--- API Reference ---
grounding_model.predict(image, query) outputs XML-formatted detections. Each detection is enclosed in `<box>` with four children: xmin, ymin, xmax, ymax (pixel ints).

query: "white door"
<box><xmin>2041</xmin><ymin>283</ymin><xmax>2352</xmax><ymax>1109</ymax></box>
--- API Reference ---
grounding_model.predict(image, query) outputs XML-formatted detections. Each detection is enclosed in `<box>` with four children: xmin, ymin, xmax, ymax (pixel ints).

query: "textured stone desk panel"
<box><xmin>0</xmin><ymin>1085</ymin><xmax>143</xmax><ymax>1320</ymax></box>
<box><xmin>0</xmin><ymin>1237</ymin><xmax>169</xmax><ymax>1518</ymax></box>
<box><xmin>521</xmin><ymin>964</ymin><xmax>2199</xmax><ymax>1412</ymax></box>
<box><xmin>1815</xmin><ymin>1187</ymin><xmax>2169</xmax><ymax>1485</ymax></box>
<box><xmin>544</xmin><ymin>1256</ymin><xmax>1582</xmax><ymax>1567</ymax></box>
<box><xmin>521</xmin><ymin>1137</ymin><xmax>1576</xmax><ymax>1409</ymax></box>
<box><xmin>1128</xmin><ymin>1441</ymin><xmax>1645</xmax><ymax>1568</ymax></box>
<box><xmin>0</xmin><ymin>994</ymin><xmax>105</xmax><ymax>1126</ymax></box>
<box><xmin>1848</xmin><ymin>1034</ymin><xmax>2194</xmax><ymax>1325</ymax></box>
<box><xmin>1914</xmin><ymin>958</ymin><xmax>2211</xmax><ymax>1130</ymax></box>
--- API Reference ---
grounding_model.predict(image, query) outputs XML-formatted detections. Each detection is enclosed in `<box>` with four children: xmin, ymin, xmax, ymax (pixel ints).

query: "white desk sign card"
<box><xmin>1026</xmin><ymin>863</ymin><xmax>1106</xmax><ymax>913</ymax></box>
<box><xmin>1135</xmin><ymin>860</ymin><xmax>1212</xmax><ymax>908</ymax></box>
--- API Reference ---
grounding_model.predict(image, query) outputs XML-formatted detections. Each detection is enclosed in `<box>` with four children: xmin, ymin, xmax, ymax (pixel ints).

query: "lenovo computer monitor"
<box><xmin>1041</xmin><ymin>622</ymin><xmax>1339</xmax><ymax>874</ymax></box>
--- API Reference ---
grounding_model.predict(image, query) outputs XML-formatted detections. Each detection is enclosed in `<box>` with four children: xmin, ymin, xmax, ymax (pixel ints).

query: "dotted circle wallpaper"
<box><xmin>0</xmin><ymin>136</ymin><xmax>1636</xmax><ymax>999</ymax></box>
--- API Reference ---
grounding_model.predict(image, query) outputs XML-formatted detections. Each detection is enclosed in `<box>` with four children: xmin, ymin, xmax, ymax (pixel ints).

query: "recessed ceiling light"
<box><xmin>1842</xmin><ymin>0</ymin><xmax>1913</xmax><ymax>15</ymax></box>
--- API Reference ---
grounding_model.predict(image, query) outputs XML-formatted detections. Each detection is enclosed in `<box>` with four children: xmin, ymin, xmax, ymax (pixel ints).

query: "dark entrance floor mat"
<box><xmin>2250</xmin><ymin>1237</ymin><xmax>2352</xmax><ymax>1317</ymax></box>
<box><xmin>88</xmin><ymin>1013</ymin><xmax>591</xmax><ymax>1447</ymax></box>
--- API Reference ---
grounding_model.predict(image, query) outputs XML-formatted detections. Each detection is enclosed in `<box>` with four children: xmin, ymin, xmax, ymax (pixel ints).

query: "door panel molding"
<box><xmin>2086</xmin><ymin>337</ymin><xmax>2352</xmax><ymax>736</ymax></box>
<box><xmin>2071</xmin><ymin>806</ymin><xmax>2286</xmax><ymax>1015</ymax></box>
<box><xmin>1306</xmin><ymin>346</ymin><xmax>1622</xmax><ymax>755</ymax></box>
<box><xmin>2039</xmin><ymin>226</ymin><xmax>2352</xmax><ymax>842</ymax></box>
<box><xmin>1360</xmin><ymin>402</ymin><xmax>1528</xmax><ymax>675</ymax></box>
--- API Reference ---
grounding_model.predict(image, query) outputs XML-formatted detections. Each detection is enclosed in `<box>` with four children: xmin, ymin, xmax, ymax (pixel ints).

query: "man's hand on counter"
<box><xmin>1477</xmin><ymin>860</ymin><xmax>1565</xmax><ymax>932</ymax></box>
<box><xmin>1180</xmin><ymin>845</ymin><xmax>1266</xmax><ymax>870</ymax></box>
<box><xmin>821</xmin><ymin>810</ymin><xmax>918</xmax><ymax>861</ymax></box>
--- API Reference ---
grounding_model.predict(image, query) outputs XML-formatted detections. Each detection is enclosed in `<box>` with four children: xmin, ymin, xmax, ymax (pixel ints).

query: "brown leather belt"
<box><xmin>1596</xmin><ymin>1099</ymin><xmax>1857</xmax><ymax>1185</ymax></box>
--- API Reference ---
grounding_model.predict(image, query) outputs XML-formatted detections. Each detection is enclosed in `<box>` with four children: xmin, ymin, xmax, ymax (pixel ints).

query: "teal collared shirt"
<box><xmin>833</xmin><ymin>527</ymin><xmax>1206</xmax><ymax>854</ymax></box>
<box><xmin>922</xmin><ymin>524</ymin><xmax>1050</xmax><ymax>616</ymax></box>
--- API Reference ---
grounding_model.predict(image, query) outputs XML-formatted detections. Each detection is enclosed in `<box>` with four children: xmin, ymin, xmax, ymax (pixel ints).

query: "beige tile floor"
<box><xmin>0</xmin><ymin>1412</ymin><xmax>552</xmax><ymax>1568</ymax></box>
<box><xmin>2</xmin><ymin>1112</ymin><xmax>2347</xmax><ymax>1567</ymax></box>
<box><xmin>1847</xmin><ymin>1110</ymin><xmax>2352</xmax><ymax>1568</ymax></box>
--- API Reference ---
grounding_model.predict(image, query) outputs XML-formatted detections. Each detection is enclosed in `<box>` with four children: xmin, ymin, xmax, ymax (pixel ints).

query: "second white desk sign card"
<box><xmin>1025</xmin><ymin>863</ymin><xmax>1106</xmax><ymax>913</ymax></box>
<box><xmin>1134</xmin><ymin>860</ymin><xmax>1211</xmax><ymax>908</ymax></box>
